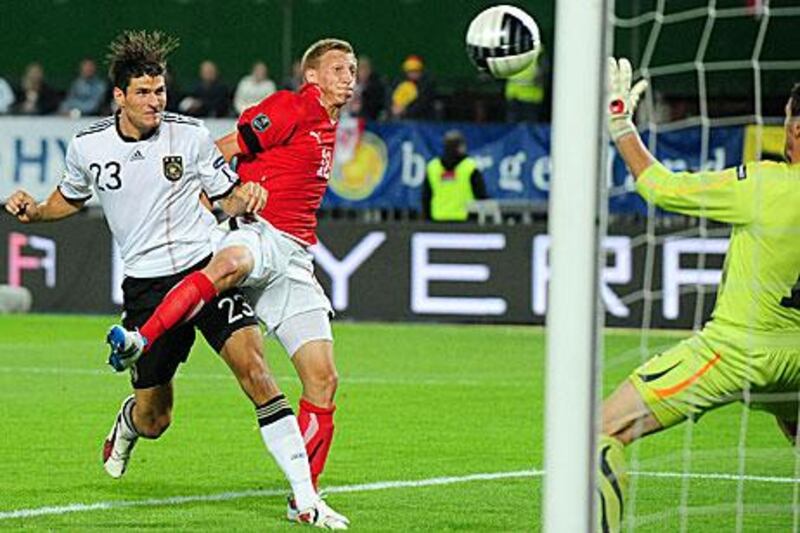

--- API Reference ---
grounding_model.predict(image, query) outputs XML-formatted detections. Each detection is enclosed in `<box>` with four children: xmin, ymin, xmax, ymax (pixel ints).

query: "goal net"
<box><xmin>607</xmin><ymin>0</ymin><xmax>800</xmax><ymax>530</ymax></box>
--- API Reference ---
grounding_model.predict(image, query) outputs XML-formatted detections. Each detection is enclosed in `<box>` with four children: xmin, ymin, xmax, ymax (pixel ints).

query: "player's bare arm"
<box><xmin>5</xmin><ymin>188</ymin><xmax>85</xmax><ymax>223</ymax></box>
<box><xmin>214</xmin><ymin>134</ymin><xmax>269</xmax><ymax>212</ymax></box>
<box><xmin>613</xmin><ymin>131</ymin><xmax>656</xmax><ymax>178</ymax></box>
<box><xmin>215</xmin><ymin>132</ymin><xmax>241</xmax><ymax>162</ymax></box>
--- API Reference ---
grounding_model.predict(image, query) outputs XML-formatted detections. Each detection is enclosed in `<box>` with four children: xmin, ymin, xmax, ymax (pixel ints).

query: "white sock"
<box><xmin>119</xmin><ymin>395</ymin><xmax>140</xmax><ymax>440</ymax></box>
<box><xmin>257</xmin><ymin>395</ymin><xmax>317</xmax><ymax>510</ymax></box>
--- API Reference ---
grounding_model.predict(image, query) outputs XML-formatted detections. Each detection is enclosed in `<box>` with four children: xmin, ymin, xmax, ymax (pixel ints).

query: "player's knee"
<box><xmin>600</xmin><ymin>420</ymin><xmax>633</xmax><ymax>446</ymax></box>
<box><xmin>217</xmin><ymin>254</ymin><xmax>242</xmax><ymax>278</ymax></box>
<box><xmin>320</xmin><ymin>369</ymin><xmax>339</xmax><ymax>398</ymax></box>
<box><xmin>600</xmin><ymin>417</ymin><xmax>622</xmax><ymax>441</ymax></box>
<box><xmin>303</xmin><ymin>370</ymin><xmax>338</xmax><ymax>404</ymax></box>
<box><xmin>205</xmin><ymin>248</ymin><xmax>251</xmax><ymax>290</ymax></box>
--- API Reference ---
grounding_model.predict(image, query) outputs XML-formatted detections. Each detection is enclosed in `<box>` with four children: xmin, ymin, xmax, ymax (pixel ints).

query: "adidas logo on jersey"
<box><xmin>130</xmin><ymin>150</ymin><xmax>145</xmax><ymax>162</ymax></box>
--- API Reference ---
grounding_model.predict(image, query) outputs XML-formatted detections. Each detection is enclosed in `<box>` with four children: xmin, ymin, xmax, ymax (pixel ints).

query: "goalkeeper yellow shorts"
<box><xmin>629</xmin><ymin>321</ymin><xmax>800</xmax><ymax>428</ymax></box>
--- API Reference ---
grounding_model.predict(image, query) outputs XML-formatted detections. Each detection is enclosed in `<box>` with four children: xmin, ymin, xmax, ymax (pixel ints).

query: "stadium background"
<box><xmin>0</xmin><ymin>0</ymin><xmax>793</xmax><ymax>103</ymax></box>
<box><xmin>0</xmin><ymin>0</ymin><xmax>548</xmax><ymax>93</ymax></box>
<box><xmin>1</xmin><ymin>0</ymin><xmax>788</xmax><ymax>327</ymax></box>
<box><xmin>2</xmin><ymin>1</ymin><xmax>800</xmax><ymax>531</ymax></box>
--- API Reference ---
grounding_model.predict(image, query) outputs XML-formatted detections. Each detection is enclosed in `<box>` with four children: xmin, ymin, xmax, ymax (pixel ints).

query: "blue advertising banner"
<box><xmin>327</xmin><ymin>119</ymin><xmax>552</xmax><ymax>210</ymax></box>
<box><xmin>0</xmin><ymin>117</ymin><xmax>744</xmax><ymax>214</ymax></box>
<box><xmin>326</xmin><ymin>118</ymin><xmax>745</xmax><ymax>213</ymax></box>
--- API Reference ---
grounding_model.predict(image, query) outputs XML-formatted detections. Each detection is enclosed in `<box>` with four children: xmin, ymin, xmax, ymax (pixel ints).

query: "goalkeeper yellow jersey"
<box><xmin>637</xmin><ymin>160</ymin><xmax>800</xmax><ymax>334</ymax></box>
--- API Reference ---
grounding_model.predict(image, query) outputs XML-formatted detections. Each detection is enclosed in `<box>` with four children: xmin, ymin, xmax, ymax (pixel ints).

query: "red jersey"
<box><xmin>235</xmin><ymin>84</ymin><xmax>336</xmax><ymax>245</ymax></box>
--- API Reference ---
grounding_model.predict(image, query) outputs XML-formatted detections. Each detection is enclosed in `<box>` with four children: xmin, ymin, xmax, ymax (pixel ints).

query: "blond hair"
<box><xmin>300</xmin><ymin>38</ymin><xmax>354</xmax><ymax>75</ymax></box>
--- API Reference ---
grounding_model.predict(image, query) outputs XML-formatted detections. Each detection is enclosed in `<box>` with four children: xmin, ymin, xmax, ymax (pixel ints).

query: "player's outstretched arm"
<box><xmin>608</xmin><ymin>57</ymin><xmax>755</xmax><ymax>224</ymax></box>
<box><xmin>4</xmin><ymin>188</ymin><xmax>85</xmax><ymax>223</ymax></box>
<box><xmin>608</xmin><ymin>57</ymin><xmax>653</xmax><ymax>179</ymax></box>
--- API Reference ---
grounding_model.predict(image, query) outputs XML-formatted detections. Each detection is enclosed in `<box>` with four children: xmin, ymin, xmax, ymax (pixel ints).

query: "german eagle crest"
<box><xmin>163</xmin><ymin>155</ymin><xmax>184</xmax><ymax>181</ymax></box>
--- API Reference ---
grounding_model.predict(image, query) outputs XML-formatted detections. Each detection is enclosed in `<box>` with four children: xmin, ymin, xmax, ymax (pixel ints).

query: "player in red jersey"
<box><xmin>106</xmin><ymin>38</ymin><xmax>356</xmax><ymax>528</ymax></box>
<box><xmin>223</xmin><ymin>82</ymin><xmax>338</xmax><ymax>245</ymax></box>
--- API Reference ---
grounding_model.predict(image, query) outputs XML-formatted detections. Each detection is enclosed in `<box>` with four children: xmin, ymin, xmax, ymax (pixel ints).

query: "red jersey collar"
<box><xmin>299</xmin><ymin>83</ymin><xmax>337</xmax><ymax>124</ymax></box>
<box><xmin>299</xmin><ymin>83</ymin><xmax>323</xmax><ymax>99</ymax></box>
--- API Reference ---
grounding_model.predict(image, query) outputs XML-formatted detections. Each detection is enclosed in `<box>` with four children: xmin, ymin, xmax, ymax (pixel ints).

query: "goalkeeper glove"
<box><xmin>607</xmin><ymin>57</ymin><xmax>648</xmax><ymax>142</ymax></box>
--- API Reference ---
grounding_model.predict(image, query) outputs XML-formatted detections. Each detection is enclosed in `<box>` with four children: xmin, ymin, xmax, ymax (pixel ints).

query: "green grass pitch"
<box><xmin>0</xmin><ymin>315</ymin><xmax>796</xmax><ymax>531</ymax></box>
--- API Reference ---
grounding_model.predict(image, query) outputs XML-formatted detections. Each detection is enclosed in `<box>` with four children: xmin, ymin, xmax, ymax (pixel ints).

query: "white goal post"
<box><xmin>542</xmin><ymin>0</ymin><xmax>609</xmax><ymax>531</ymax></box>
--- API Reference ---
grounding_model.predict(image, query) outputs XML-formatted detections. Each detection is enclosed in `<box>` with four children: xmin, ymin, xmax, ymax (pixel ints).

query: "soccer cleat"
<box><xmin>102</xmin><ymin>397</ymin><xmax>138</xmax><ymax>478</ymax></box>
<box><xmin>106</xmin><ymin>325</ymin><xmax>145</xmax><ymax>372</ymax></box>
<box><xmin>286</xmin><ymin>490</ymin><xmax>331</xmax><ymax>520</ymax></box>
<box><xmin>287</xmin><ymin>496</ymin><xmax>299</xmax><ymax>522</ymax></box>
<box><xmin>289</xmin><ymin>497</ymin><xmax>349</xmax><ymax>530</ymax></box>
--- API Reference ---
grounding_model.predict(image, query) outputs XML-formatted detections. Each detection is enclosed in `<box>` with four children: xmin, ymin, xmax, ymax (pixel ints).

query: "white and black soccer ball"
<box><xmin>466</xmin><ymin>5</ymin><xmax>541</xmax><ymax>79</ymax></box>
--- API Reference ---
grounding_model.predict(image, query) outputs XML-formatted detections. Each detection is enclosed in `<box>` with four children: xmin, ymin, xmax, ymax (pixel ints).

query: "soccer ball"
<box><xmin>466</xmin><ymin>5</ymin><xmax>541</xmax><ymax>79</ymax></box>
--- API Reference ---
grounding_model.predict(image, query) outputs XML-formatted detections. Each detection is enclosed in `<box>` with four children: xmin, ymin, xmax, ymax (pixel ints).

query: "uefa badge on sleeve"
<box><xmin>162</xmin><ymin>155</ymin><xmax>184</xmax><ymax>181</ymax></box>
<box><xmin>252</xmin><ymin>113</ymin><xmax>271</xmax><ymax>132</ymax></box>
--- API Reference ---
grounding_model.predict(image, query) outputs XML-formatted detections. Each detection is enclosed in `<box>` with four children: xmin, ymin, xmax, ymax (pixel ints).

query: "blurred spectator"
<box><xmin>505</xmin><ymin>48</ymin><xmax>547</xmax><ymax>123</ymax></box>
<box><xmin>14</xmin><ymin>62</ymin><xmax>60</xmax><ymax>115</ymax></box>
<box><xmin>59</xmin><ymin>58</ymin><xmax>107</xmax><ymax>117</ymax></box>
<box><xmin>0</xmin><ymin>76</ymin><xmax>15</xmax><ymax>114</ymax></box>
<box><xmin>163</xmin><ymin>70</ymin><xmax>184</xmax><ymax>113</ymax></box>
<box><xmin>282</xmin><ymin>60</ymin><xmax>303</xmax><ymax>91</ymax></box>
<box><xmin>179</xmin><ymin>60</ymin><xmax>230</xmax><ymax>117</ymax></box>
<box><xmin>97</xmin><ymin>82</ymin><xmax>115</xmax><ymax>115</ymax></box>
<box><xmin>346</xmin><ymin>56</ymin><xmax>386</xmax><ymax>121</ymax></box>
<box><xmin>422</xmin><ymin>130</ymin><xmax>487</xmax><ymax>222</ymax></box>
<box><xmin>391</xmin><ymin>55</ymin><xmax>435</xmax><ymax>120</ymax></box>
<box><xmin>233</xmin><ymin>61</ymin><xmax>276</xmax><ymax>114</ymax></box>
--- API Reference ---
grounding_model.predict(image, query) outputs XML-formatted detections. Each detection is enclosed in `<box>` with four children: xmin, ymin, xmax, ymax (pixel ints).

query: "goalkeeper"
<box><xmin>600</xmin><ymin>58</ymin><xmax>800</xmax><ymax>532</ymax></box>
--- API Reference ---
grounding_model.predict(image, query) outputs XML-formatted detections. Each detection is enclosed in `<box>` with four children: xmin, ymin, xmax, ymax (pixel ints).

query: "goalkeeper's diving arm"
<box><xmin>607</xmin><ymin>57</ymin><xmax>655</xmax><ymax>180</ymax></box>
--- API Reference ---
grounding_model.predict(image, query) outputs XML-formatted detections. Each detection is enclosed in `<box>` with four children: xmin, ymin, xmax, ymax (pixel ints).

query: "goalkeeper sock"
<box><xmin>597</xmin><ymin>435</ymin><xmax>628</xmax><ymax>533</ymax></box>
<box><xmin>139</xmin><ymin>271</ymin><xmax>217</xmax><ymax>350</ymax></box>
<box><xmin>298</xmin><ymin>399</ymin><xmax>335</xmax><ymax>490</ymax></box>
<box><xmin>257</xmin><ymin>395</ymin><xmax>317</xmax><ymax>510</ymax></box>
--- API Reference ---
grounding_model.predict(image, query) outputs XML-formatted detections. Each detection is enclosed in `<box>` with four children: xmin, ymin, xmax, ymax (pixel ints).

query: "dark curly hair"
<box><xmin>106</xmin><ymin>30</ymin><xmax>179</xmax><ymax>90</ymax></box>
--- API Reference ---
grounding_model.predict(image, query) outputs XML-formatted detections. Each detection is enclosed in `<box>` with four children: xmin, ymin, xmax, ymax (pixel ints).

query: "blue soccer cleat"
<box><xmin>106</xmin><ymin>325</ymin><xmax>146</xmax><ymax>372</ymax></box>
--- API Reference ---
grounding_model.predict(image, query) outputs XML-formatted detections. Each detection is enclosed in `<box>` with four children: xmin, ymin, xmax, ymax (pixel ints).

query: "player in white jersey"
<box><xmin>4</xmin><ymin>30</ymin><xmax>346</xmax><ymax>529</ymax></box>
<box><xmin>61</xmin><ymin>111</ymin><xmax>237</xmax><ymax>277</ymax></box>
